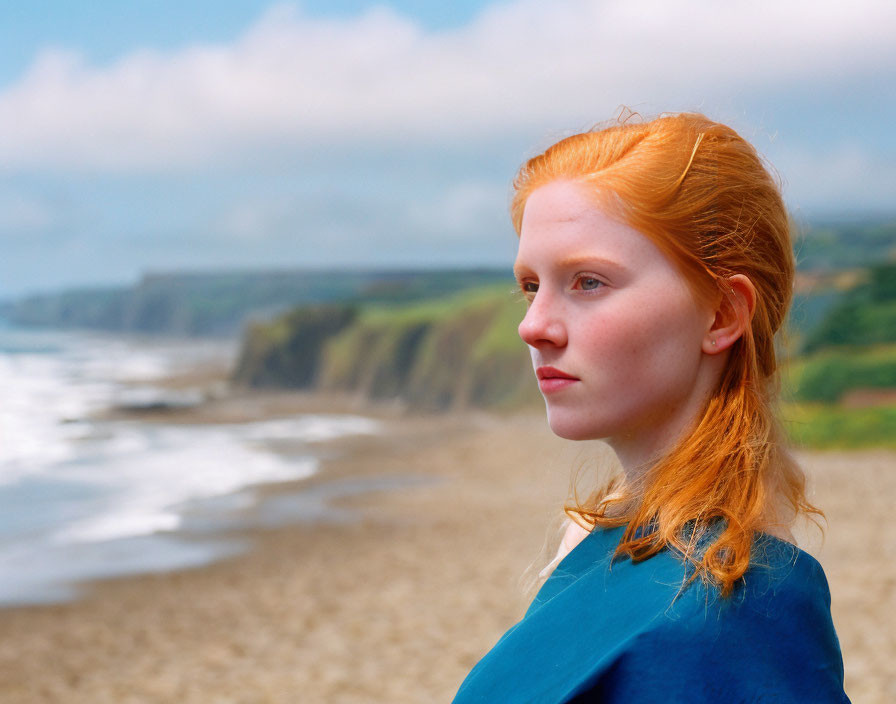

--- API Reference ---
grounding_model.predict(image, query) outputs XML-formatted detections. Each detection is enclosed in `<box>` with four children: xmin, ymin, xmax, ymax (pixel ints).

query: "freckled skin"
<box><xmin>515</xmin><ymin>180</ymin><xmax>722</xmax><ymax>472</ymax></box>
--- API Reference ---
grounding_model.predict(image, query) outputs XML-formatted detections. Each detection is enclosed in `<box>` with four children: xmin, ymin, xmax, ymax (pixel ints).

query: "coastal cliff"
<box><xmin>231</xmin><ymin>286</ymin><xmax>542</xmax><ymax>411</ymax></box>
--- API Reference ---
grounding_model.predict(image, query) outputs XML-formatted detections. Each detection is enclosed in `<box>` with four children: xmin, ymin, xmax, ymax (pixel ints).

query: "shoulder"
<box><xmin>733</xmin><ymin>534</ymin><xmax>835</xmax><ymax>626</ymax></box>
<box><xmin>594</xmin><ymin>536</ymin><xmax>848</xmax><ymax>702</ymax></box>
<box><xmin>666</xmin><ymin>535</ymin><xmax>840</xmax><ymax>652</ymax></box>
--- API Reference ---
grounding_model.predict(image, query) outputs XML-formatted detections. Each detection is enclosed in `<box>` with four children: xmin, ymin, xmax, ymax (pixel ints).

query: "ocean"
<box><xmin>0</xmin><ymin>322</ymin><xmax>379</xmax><ymax>606</ymax></box>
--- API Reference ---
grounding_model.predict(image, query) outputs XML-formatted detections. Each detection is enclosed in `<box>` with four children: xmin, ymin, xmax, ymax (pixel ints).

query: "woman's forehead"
<box><xmin>516</xmin><ymin>182</ymin><xmax>669</xmax><ymax>275</ymax></box>
<box><xmin>520</xmin><ymin>180</ymin><xmax>599</xmax><ymax>226</ymax></box>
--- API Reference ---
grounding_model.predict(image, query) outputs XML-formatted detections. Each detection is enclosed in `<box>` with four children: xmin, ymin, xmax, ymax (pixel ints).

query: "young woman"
<box><xmin>452</xmin><ymin>113</ymin><xmax>850</xmax><ymax>703</ymax></box>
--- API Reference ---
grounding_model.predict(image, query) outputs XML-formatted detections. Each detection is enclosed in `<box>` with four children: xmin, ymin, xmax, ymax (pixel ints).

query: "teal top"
<box><xmin>453</xmin><ymin>524</ymin><xmax>849</xmax><ymax>703</ymax></box>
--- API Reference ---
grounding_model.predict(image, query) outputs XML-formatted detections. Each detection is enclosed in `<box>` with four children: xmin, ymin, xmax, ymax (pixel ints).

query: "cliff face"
<box><xmin>231</xmin><ymin>304</ymin><xmax>359</xmax><ymax>389</ymax></box>
<box><xmin>232</xmin><ymin>286</ymin><xmax>543</xmax><ymax>411</ymax></box>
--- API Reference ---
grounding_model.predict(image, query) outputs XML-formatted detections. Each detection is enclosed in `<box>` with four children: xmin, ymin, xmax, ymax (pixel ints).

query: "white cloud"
<box><xmin>0</xmin><ymin>0</ymin><xmax>893</xmax><ymax>172</ymax></box>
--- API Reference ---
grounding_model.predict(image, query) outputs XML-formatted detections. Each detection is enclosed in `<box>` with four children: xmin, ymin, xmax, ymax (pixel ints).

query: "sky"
<box><xmin>0</xmin><ymin>0</ymin><xmax>894</xmax><ymax>299</ymax></box>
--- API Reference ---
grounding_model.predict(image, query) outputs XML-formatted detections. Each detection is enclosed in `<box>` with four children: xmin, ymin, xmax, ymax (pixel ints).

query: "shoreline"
<box><xmin>0</xmin><ymin>372</ymin><xmax>892</xmax><ymax>701</ymax></box>
<box><xmin>0</xmin><ymin>384</ymin><xmax>581</xmax><ymax>702</ymax></box>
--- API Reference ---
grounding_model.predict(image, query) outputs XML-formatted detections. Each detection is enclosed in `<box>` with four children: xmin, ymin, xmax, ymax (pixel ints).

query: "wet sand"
<box><xmin>0</xmin><ymin>386</ymin><xmax>891</xmax><ymax>703</ymax></box>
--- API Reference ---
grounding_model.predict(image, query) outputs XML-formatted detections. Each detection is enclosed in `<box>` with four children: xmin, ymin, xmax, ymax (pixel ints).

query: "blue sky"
<box><xmin>0</xmin><ymin>0</ymin><xmax>894</xmax><ymax>298</ymax></box>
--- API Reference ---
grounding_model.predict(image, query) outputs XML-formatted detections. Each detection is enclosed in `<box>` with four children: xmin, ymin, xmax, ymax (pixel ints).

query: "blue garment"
<box><xmin>453</xmin><ymin>524</ymin><xmax>849</xmax><ymax>703</ymax></box>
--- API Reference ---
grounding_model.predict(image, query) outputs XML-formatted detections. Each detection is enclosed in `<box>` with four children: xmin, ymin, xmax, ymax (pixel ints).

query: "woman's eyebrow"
<box><xmin>514</xmin><ymin>254</ymin><xmax>627</xmax><ymax>280</ymax></box>
<box><xmin>555</xmin><ymin>254</ymin><xmax>626</xmax><ymax>272</ymax></box>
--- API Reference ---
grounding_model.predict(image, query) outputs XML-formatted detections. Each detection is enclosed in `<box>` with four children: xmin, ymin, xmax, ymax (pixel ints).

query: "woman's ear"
<box><xmin>702</xmin><ymin>274</ymin><xmax>756</xmax><ymax>354</ymax></box>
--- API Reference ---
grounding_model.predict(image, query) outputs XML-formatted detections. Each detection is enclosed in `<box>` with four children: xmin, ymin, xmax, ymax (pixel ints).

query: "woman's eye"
<box><xmin>518</xmin><ymin>281</ymin><xmax>538</xmax><ymax>303</ymax></box>
<box><xmin>576</xmin><ymin>276</ymin><xmax>603</xmax><ymax>291</ymax></box>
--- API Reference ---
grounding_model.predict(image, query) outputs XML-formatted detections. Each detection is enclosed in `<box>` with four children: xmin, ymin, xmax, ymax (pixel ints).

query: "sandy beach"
<box><xmin>0</xmin><ymin>380</ymin><xmax>892</xmax><ymax>703</ymax></box>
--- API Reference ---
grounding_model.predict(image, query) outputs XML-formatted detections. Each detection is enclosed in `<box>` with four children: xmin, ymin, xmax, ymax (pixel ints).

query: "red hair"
<box><xmin>512</xmin><ymin>112</ymin><xmax>822</xmax><ymax>596</ymax></box>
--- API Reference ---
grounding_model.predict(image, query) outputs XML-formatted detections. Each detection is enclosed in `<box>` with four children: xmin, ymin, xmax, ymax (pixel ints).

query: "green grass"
<box><xmin>470</xmin><ymin>292</ymin><xmax>528</xmax><ymax>361</ymax></box>
<box><xmin>356</xmin><ymin>282</ymin><xmax>511</xmax><ymax>318</ymax></box>
<box><xmin>785</xmin><ymin>344</ymin><xmax>896</xmax><ymax>402</ymax></box>
<box><xmin>781</xmin><ymin>402</ymin><xmax>896</xmax><ymax>449</ymax></box>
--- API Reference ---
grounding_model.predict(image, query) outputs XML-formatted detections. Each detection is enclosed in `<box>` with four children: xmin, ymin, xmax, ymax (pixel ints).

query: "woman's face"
<box><xmin>514</xmin><ymin>180</ymin><xmax>717</xmax><ymax>462</ymax></box>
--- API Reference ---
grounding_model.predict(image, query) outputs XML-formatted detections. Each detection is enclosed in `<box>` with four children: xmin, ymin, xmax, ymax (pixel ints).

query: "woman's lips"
<box><xmin>536</xmin><ymin>366</ymin><xmax>579</xmax><ymax>393</ymax></box>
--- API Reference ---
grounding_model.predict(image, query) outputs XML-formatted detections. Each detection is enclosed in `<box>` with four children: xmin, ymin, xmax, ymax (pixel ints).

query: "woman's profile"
<box><xmin>452</xmin><ymin>112</ymin><xmax>849</xmax><ymax>702</ymax></box>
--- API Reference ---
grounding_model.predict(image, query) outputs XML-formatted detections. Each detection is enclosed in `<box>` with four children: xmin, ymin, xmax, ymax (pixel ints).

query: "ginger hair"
<box><xmin>511</xmin><ymin>112</ymin><xmax>822</xmax><ymax>597</ymax></box>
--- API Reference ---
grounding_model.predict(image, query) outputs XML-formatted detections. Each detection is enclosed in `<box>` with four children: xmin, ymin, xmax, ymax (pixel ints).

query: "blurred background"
<box><xmin>0</xmin><ymin>1</ymin><xmax>893</xmax><ymax>702</ymax></box>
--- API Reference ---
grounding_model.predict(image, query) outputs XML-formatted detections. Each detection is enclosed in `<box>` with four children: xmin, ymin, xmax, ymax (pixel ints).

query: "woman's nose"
<box><xmin>518</xmin><ymin>293</ymin><xmax>567</xmax><ymax>348</ymax></box>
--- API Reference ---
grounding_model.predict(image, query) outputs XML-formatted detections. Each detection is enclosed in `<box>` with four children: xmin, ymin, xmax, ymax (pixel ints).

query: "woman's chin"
<box><xmin>545</xmin><ymin>412</ymin><xmax>606</xmax><ymax>442</ymax></box>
